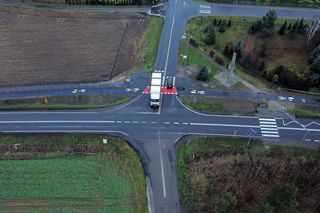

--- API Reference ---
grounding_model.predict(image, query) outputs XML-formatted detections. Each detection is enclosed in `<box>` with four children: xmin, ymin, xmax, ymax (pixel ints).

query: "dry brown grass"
<box><xmin>182</xmin><ymin>145</ymin><xmax>320</xmax><ymax>212</ymax></box>
<box><xmin>0</xmin><ymin>5</ymin><xmax>148</xmax><ymax>87</ymax></box>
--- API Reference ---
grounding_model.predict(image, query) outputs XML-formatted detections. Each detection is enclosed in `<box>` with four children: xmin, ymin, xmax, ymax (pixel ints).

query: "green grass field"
<box><xmin>179</xmin><ymin>42</ymin><xmax>220</xmax><ymax>79</ymax></box>
<box><xmin>0</xmin><ymin>135</ymin><xmax>147</xmax><ymax>212</ymax></box>
<box><xmin>140</xmin><ymin>17</ymin><xmax>164</xmax><ymax>72</ymax></box>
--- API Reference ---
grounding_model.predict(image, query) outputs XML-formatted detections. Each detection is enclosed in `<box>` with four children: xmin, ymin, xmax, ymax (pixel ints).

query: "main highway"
<box><xmin>0</xmin><ymin>0</ymin><xmax>320</xmax><ymax>212</ymax></box>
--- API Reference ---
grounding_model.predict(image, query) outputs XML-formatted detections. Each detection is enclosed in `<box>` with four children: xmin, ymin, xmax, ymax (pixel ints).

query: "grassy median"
<box><xmin>140</xmin><ymin>17</ymin><xmax>164</xmax><ymax>72</ymax></box>
<box><xmin>0</xmin><ymin>134</ymin><xmax>147</xmax><ymax>212</ymax></box>
<box><xmin>0</xmin><ymin>94</ymin><xmax>132</xmax><ymax>110</ymax></box>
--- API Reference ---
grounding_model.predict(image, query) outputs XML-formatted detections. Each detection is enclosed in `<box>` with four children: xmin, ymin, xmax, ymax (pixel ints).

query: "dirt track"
<box><xmin>0</xmin><ymin>6</ymin><xmax>148</xmax><ymax>87</ymax></box>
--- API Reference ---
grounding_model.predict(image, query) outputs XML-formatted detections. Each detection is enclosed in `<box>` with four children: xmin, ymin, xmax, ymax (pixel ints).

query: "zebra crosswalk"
<box><xmin>199</xmin><ymin>5</ymin><xmax>211</xmax><ymax>14</ymax></box>
<box><xmin>259</xmin><ymin>118</ymin><xmax>279</xmax><ymax>138</ymax></box>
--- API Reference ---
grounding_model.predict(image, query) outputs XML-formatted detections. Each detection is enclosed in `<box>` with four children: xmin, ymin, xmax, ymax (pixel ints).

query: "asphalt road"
<box><xmin>0</xmin><ymin>0</ymin><xmax>320</xmax><ymax>212</ymax></box>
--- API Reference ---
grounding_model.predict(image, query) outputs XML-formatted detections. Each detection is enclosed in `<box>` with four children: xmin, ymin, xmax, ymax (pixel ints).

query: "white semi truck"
<box><xmin>150</xmin><ymin>72</ymin><xmax>162</xmax><ymax>107</ymax></box>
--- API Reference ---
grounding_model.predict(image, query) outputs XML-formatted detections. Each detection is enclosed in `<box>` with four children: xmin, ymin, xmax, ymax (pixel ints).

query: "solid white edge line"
<box><xmin>158</xmin><ymin>140</ymin><xmax>167</xmax><ymax>198</ymax></box>
<box><xmin>190</xmin><ymin>122</ymin><xmax>260</xmax><ymax>128</ymax></box>
<box><xmin>278</xmin><ymin>127</ymin><xmax>320</xmax><ymax>132</ymax></box>
<box><xmin>2</xmin><ymin>130</ymin><xmax>129</xmax><ymax>135</ymax></box>
<box><xmin>0</xmin><ymin>111</ymin><xmax>98</xmax><ymax>114</ymax></box>
<box><xmin>0</xmin><ymin>120</ymin><xmax>115</xmax><ymax>124</ymax></box>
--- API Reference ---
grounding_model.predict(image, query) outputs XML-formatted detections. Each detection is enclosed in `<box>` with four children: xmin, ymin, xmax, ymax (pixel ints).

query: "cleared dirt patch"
<box><xmin>0</xmin><ymin>6</ymin><xmax>148</xmax><ymax>87</ymax></box>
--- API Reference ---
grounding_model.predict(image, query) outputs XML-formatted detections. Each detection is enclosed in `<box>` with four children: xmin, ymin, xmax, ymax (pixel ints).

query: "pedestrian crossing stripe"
<box><xmin>154</xmin><ymin>70</ymin><xmax>164</xmax><ymax>73</ymax></box>
<box><xmin>259</xmin><ymin>118</ymin><xmax>279</xmax><ymax>138</ymax></box>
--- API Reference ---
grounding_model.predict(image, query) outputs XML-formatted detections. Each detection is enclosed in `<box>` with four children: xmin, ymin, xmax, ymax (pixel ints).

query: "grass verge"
<box><xmin>0</xmin><ymin>95</ymin><xmax>132</xmax><ymax>110</ymax></box>
<box><xmin>189</xmin><ymin>0</ymin><xmax>318</xmax><ymax>8</ymax></box>
<box><xmin>291</xmin><ymin>107</ymin><xmax>320</xmax><ymax>118</ymax></box>
<box><xmin>140</xmin><ymin>17</ymin><xmax>164</xmax><ymax>72</ymax></box>
<box><xmin>179</xmin><ymin>42</ymin><xmax>220</xmax><ymax>79</ymax></box>
<box><xmin>181</xmin><ymin>96</ymin><xmax>225</xmax><ymax>113</ymax></box>
<box><xmin>0</xmin><ymin>134</ymin><xmax>147</xmax><ymax>212</ymax></box>
<box><xmin>180</xmin><ymin>95</ymin><xmax>259</xmax><ymax>115</ymax></box>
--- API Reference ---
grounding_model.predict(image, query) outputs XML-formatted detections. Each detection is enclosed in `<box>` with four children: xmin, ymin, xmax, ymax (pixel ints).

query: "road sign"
<box><xmin>247</xmin><ymin>128</ymin><xmax>256</xmax><ymax>137</ymax></box>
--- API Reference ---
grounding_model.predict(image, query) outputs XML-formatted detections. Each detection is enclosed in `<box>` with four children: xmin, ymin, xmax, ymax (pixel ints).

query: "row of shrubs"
<box><xmin>66</xmin><ymin>0</ymin><xmax>149</xmax><ymax>5</ymax></box>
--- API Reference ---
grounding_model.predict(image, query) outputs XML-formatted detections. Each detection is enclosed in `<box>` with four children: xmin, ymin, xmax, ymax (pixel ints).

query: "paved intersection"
<box><xmin>0</xmin><ymin>0</ymin><xmax>320</xmax><ymax>212</ymax></box>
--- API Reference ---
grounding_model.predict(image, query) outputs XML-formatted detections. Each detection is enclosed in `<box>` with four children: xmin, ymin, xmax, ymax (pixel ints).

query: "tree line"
<box><xmin>65</xmin><ymin>0</ymin><xmax>155</xmax><ymax>5</ymax></box>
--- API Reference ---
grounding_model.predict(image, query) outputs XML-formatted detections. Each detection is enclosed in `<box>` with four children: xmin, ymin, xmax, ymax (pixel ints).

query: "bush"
<box><xmin>223</xmin><ymin>44</ymin><xmax>233</xmax><ymax>59</ymax></box>
<box><xmin>204</xmin><ymin>24</ymin><xmax>216</xmax><ymax>45</ymax></box>
<box><xmin>189</xmin><ymin>39</ymin><xmax>199</xmax><ymax>48</ymax></box>
<box><xmin>219</xmin><ymin>20</ymin><xmax>226</xmax><ymax>33</ymax></box>
<box><xmin>255</xmin><ymin>202</ymin><xmax>274</xmax><ymax>213</ymax></box>
<box><xmin>227</xmin><ymin>19</ymin><xmax>231</xmax><ymax>27</ymax></box>
<box><xmin>262</xmin><ymin>10</ymin><xmax>277</xmax><ymax>29</ymax></box>
<box><xmin>215</xmin><ymin>55</ymin><xmax>225</xmax><ymax>66</ymax></box>
<box><xmin>267</xmin><ymin>184</ymin><xmax>298</xmax><ymax>213</ymax></box>
<box><xmin>274</xmin><ymin>65</ymin><xmax>309</xmax><ymax>90</ymax></box>
<box><xmin>278</xmin><ymin>22</ymin><xmax>287</xmax><ymax>35</ymax></box>
<box><xmin>233</xmin><ymin>41</ymin><xmax>243</xmax><ymax>59</ymax></box>
<box><xmin>311</xmin><ymin>55</ymin><xmax>320</xmax><ymax>74</ymax></box>
<box><xmin>239</xmin><ymin>53</ymin><xmax>264</xmax><ymax>74</ymax></box>
<box><xmin>213</xmin><ymin>192</ymin><xmax>237</xmax><ymax>213</ymax></box>
<box><xmin>209</xmin><ymin>50</ymin><xmax>215</xmax><ymax>57</ymax></box>
<box><xmin>197</xmin><ymin>66</ymin><xmax>209</xmax><ymax>81</ymax></box>
<box><xmin>309</xmin><ymin>44</ymin><xmax>320</xmax><ymax>64</ymax></box>
<box><xmin>272</xmin><ymin>74</ymin><xmax>279</xmax><ymax>83</ymax></box>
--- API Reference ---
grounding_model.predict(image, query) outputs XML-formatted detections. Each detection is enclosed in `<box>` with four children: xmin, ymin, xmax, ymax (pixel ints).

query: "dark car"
<box><xmin>166</xmin><ymin>76</ymin><xmax>173</xmax><ymax>88</ymax></box>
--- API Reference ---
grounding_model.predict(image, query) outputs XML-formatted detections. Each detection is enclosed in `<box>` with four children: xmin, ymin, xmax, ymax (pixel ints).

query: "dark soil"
<box><xmin>0</xmin><ymin>5</ymin><xmax>148</xmax><ymax>87</ymax></box>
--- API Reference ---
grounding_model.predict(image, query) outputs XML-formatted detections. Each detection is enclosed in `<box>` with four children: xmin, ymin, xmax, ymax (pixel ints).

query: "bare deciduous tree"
<box><xmin>307</xmin><ymin>18</ymin><xmax>320</xmax><ymax>40</ymax></box>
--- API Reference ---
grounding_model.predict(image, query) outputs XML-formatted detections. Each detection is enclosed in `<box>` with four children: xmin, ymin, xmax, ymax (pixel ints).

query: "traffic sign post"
<box><xmin>247</xmin><ymin>128</ymin><xmax>256</xmax><ymax>146</ymax></box>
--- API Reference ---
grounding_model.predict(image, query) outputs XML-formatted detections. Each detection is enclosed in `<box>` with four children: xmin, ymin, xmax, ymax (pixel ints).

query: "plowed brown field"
<box><xmin>0</xmin><ymin>6</ymin><xmax>148</xmax><ymax>87</ymax></box>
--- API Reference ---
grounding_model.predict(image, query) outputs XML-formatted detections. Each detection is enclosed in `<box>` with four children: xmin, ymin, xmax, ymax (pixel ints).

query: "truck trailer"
<box><xmin>150</xmin><ymin>72</ymin><xmax>162</xmax><ymax>107</ymax></box>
